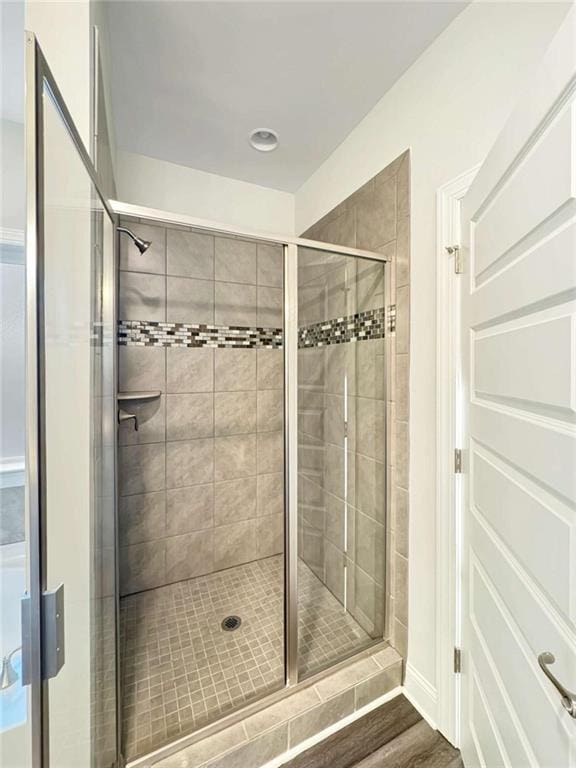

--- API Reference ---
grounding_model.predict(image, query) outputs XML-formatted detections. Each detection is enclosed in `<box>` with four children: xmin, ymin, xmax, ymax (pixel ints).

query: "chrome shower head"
<box><xmin>117</xmin><ymin>227</ymin><xmax>152</xmax><ymax>255</ymax></box>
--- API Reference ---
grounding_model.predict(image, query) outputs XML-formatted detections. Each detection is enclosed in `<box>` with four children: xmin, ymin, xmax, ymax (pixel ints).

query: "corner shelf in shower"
<box><xmin>117</xmin><ymin>391</ymin><xmax>162</xmax><ymax>402</ymax></box>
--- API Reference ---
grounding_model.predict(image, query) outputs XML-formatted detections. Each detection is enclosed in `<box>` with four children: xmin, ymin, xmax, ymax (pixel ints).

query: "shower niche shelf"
<box><xmin>117</xmin><ymin>391</ymin><xmax>161</xmax><ymax>402</ymax></box>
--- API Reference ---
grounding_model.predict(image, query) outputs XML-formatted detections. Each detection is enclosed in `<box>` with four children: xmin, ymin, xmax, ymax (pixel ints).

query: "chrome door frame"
<box><xmin>25</xmin><ymin>32</ymin><xmax>121</xmax><ymax>768</ymax></box>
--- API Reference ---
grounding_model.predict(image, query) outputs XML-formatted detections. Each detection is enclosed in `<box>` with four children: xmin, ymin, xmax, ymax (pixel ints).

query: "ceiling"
<box><xmin>107</xmin><ymin>1</ymin><xmax>466</xmax><ymax>192</ymax></box>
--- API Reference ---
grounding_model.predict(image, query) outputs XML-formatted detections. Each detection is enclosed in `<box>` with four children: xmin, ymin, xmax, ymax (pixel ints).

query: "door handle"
<box><xmin>538</xmin><ymin>652</ymin><xmax>576</xmax><ymax>717</ymax></box>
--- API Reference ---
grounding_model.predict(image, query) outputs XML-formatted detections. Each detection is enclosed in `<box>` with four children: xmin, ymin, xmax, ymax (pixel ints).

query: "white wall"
<box><xmin>115</xmin><ymin>150</ymin><xmax>295</xmax><ymax>235</ymax></box>
<box><xmin>295</xmin><ymin>0</ymin><xmax>571</xmax><ymax>722</ymax></box>
<box><xmin>0</xmin><ymin>119</ymin><xmax>25</xmax><ymax>471</ymax></box>
<box><xmin>25</xmin><ymin>0</ymin><xmax>92</xmax><ymax>149</ymax></box>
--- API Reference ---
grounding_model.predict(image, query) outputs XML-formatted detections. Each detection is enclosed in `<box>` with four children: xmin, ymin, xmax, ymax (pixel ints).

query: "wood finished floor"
<box><xmin>284</xmin><ymin>695</ymin><xmax>463</xmax><ymax>768</ymax></box>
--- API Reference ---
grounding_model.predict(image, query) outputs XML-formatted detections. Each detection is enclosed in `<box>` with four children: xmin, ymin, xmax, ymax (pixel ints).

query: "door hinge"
<box><xmin>454</xmin><ymin>448</ymin><xmax>463</xmax><ymax>474</ymax></box>
<box><xmin>446</xmin><ymin>245</ymin><xmax>463</xmax><ymax>274</ymax></box>
<box><xmin>21</xmin><ymin>584</ymin><xmax>66</xmax><ymax>685</ymax></box>
<box><xmin>454</xmin><ymin>647</ymin><xmax>462</xmax><ymax>674</ymax></box>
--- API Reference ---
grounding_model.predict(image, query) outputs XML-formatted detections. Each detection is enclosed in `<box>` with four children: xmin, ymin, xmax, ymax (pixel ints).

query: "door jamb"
<box><xmin>435</xmin><ymin>165</ymin><xmax>479</xmax><ymax>747</ymax></box>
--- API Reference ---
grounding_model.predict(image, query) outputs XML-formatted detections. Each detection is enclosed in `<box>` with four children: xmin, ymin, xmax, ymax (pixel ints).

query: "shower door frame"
<box><xmin>111</xmin><ymin>201</ymin><xmax>392</xmax><ymax>764</ymax></box>
<box><xmin>25</xmin><ymin>33</ymin><xmax>121</xmax><ymax>768</ymax></box>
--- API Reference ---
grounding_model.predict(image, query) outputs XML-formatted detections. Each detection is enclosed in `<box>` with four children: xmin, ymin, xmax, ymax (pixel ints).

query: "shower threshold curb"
<box><xmin>128</xmin><ymin>644</ymin><xmax>402</xmax><ymax>768</ymax></box>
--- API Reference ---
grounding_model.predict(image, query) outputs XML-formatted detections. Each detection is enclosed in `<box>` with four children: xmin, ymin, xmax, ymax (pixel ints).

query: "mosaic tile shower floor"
<box><xmin>120</xmin><ymin>555</ymin><xmax>373</xmax><ymax>759</ymax></box>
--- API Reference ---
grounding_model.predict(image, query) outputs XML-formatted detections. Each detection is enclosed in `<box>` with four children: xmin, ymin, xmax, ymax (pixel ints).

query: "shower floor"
<box><xmin>120</xmin><ymin>555</ymin><xmax>373</xmax><ymax>759</ymax></box>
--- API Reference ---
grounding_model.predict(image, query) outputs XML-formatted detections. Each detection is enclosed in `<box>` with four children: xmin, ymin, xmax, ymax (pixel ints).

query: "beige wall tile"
<box><xmin>395</xmin><ymin>487</ymin><xmax>409</xmax><ymax>558</ymax></box>
<box><xmin>166</xmin><ymin>347</ymin><xmax>213</xmax><ymax>394</ymax></box>
<box><xmin>213</xmin><ymin>519</ymin><xmax>258</xmax><ymax>570</ymax></box>
<box><xmin>119</xmin><ymin>443</ymin><xmax>166</xmax><ymax>496</ymax></box>
<box><xmin>120</xmin><ymin>271</ymin><xmax>166</xmax><ymax>321</ymax></box>
<box><xmin>119</xmin><ymin>491</ymin><xmax>166</xmax><ymax>547</ymax></box>
<box><xmin>167</xmin><ymin>275</ymin><xmax>214</xmax><ymax>324</ymax></box>
<box><xmin>257</xmin><ymin>472</ymin><xmax>284</xmax><ymax>517</ymax></box>
<box><xmin>167</xmin><ymin>229</ymin><xmax>214</xmax><ymax>280</ymax></box>
<box><xmin>165</xmin><ymin>529</ymin><xmax>214</xmax><ymax>582</ymax></box>
<box><xmin>214</xmin><ymin>390</ymin><xmax>256</xmax><ymax>436</ymax></box>
<box><xmin>394</xmin><ymin>552</ymin><xmax>408</xmax><ymax>626</ymax></box>
<box><xmin>356</xmin><ymin>176</ymin><xmax>396</xmax><ymax>251</ymax></box>
<box><xmin>256</xmin><ymin>431</ymin><xmax>284</xmax><ymax>475</ymax></box>
<box><xmin>395</xmin><ymin>420</ymin><xmax>409</xmax><ymax>490</ymax></box>
<box><xmin>166</xmin><ymin>393</ymin><xmax>214</xmax><ymax>441</ymax></box>
<box><xmin>256</xmin><ymin>514</ymin><xmax>284</xmax><ymax>558</ymax></box>
<box><xmin>396</xmin><ymin>215</ymin><xmax>410</xmax><ymax>288</ymax></box>
<box><xmin>257</xmin><ymin>348</ymin><xmax>283</xmax><ymax>390</ymax></box>
<box><xmin>120</xmin><ymin>540</ymin><xmax>166</xmax><ymax>595</ymax></box>
<box><xmin>214</xmin><ymin>281</ymin><xmax>257</xmax><ymax>327</ymax></box>
<box><xmin>257</xmin><ymin>286</ymin><xmax>283</xmax><ymax>328</ymax></box>
<box><xmin>214</xmin><ymin>236</ymin><xmax>257</xmax><ymax>284</ymax></box>
<box><xmin>215</xmin><ymin>349</ymin><xmax>256</xmax><ymax>391</ymax></box>
<box><xmin>395</xmin><ymin>284</ymin><xmax>409</xmax><ymax>355</ymax></box>
<box><xmin>257</xmin><ymin>389</ymin><xmax>283</xmax><ymax>432</ymax></box>
<box><xmin>395</xmin><ymin>353</ymin><xmax>409</xmax><ymax>422</ymax></box>
<box><xmin>166</xmin><ymin>438</ymin><xmax>214</xmax><ymax>488</ymax></box>
<box><xmin>215</xmin><ymin>434</ymin><xmax>257</xmax><ymax>481</ymax></box>
<box><xmin>166</xmin><ymin>484</ymin><xmax>214</xmax><ymax>535</ymax></box>
<box><xmin>397</xmin><ymin>153</ymin><xmax>410</xmax><ymax>220</ymax></box>
<box><xmin>119</xmin><ymin>345</ymin><xmax>165</xmax><ymax>392</ymax></box>
<box><xmin>257</xmin><ymin>242</ymin><xmax>283</xmax><ymax>287</ymax></box>
<box><xmin>393</xmin><ymin>618</ymin><xmax>408</xmax><ymax>660</ymax></box>
<box><xmin>214</xmin><ymin>476</ymin><xmax>257</xmax><ymax>525</ymax></box>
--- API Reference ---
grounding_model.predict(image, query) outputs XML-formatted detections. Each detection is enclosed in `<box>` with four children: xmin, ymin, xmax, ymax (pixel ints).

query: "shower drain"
<box><xmin>221</xmin><ymin>615</ymin><xmax>242</xmax><ymax>632</ymax></box>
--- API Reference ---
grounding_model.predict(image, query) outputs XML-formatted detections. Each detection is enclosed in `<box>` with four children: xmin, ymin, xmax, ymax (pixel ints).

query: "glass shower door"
<box><xmin>296</xmin><ymin>246</ymin><xmax>387</xmax><ymax>678</ymax></box>
<box><xmin>26</xmin><ymin>37</ymin><xmax>119</xmax><ymax>768</ymax></box>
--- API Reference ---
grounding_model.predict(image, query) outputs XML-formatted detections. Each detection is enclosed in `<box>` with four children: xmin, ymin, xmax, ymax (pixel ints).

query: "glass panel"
<box><xmin>42</xmin><ymin>81</ymin><xmax>117</xmax><ymax>766</ymax></box>
<box><xmin>0</xmin><ymin>4</ymin><xmax>31</xmax><ymax>764</ymax></box>
<box><xmin>115</xmin><ymin>223</ymin><xmax>285</xmax><ymax>759</ymax></box>
<box><xmin>297</xmin><ymin>247</ymin><xmax>386</xmax><ymax>678</ymax></box>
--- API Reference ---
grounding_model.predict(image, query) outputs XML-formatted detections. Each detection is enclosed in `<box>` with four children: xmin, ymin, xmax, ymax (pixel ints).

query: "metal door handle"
<box><xmin>118</xmin><ymin>408</ymin><xmax>139</xmax><ymax>431</ymax></box>
<box><xmin>538</xmin><ymin>652</ymin><xmax>576</xmax><ymax>717</ymax></box>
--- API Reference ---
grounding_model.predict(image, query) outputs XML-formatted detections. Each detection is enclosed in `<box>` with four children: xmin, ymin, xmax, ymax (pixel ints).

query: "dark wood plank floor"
<box><xmin>284</xmin><ymin>695</ymin><xmax>463</xmax><ymax>768</ymax></box>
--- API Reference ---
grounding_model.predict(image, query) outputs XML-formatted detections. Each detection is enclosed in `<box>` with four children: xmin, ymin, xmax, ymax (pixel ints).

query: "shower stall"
<box><xmin>23</xmin><ymin>35</ymin><xmax>391</xmax><ymax>768</ymax></box>
<box><xmin>114</xmin><ymin>217</ymin><xmax>389</xmax><ymax>760</ymax></box>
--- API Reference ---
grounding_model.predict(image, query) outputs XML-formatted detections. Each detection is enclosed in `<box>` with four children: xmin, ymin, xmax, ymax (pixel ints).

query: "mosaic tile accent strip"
<box><xmin>120</xmin><ymin>555</ymin><xmax>373</xmax><ymax>759</ymax></box>
<box><xmin>118</xmin><ymin>320</ymin><xmax>283</xmax><ymax>349</ymax></box>
<box><xmin>298</xmin><ymin>307</ymin><xmax>386</xmax><ymax>349</ymax></box>
<box><xmin>119</xmin><ymin>306</ymin><xmax>386</xmax><ymax>352</ymax></box>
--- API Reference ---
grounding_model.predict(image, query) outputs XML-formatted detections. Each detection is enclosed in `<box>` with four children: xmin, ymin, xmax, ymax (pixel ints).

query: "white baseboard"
<box><xmin>403</xmin><ymin>663</ymin><xmax>438</xmax><ymax>730</ymax></box>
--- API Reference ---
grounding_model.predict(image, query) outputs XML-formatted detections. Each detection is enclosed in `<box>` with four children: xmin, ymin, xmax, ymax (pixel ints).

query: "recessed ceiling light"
<box><xmin>249</xmin><ymin>128</ymin><xmax>279</xmax><ymax>152</ymax></box>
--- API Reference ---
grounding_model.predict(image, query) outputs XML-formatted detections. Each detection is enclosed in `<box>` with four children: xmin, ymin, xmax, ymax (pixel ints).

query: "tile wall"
<box><xmin>117</xmin><ymin>220</ymin><xmax>285</xmax><ymax>596</ymax></box>
<box><xmin>301</xmin><ymin>151</ymin><xmax>410</xmax><ymax>657</ymax></box>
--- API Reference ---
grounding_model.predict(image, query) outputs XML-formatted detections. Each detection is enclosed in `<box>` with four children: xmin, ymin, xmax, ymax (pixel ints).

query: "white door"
<box><xmin>460</xmin><ymin>8</ymin><xmax>576</xmax><ymax>768</ymax></box>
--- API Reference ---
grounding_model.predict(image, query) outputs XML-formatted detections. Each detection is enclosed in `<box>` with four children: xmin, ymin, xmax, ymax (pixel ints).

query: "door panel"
<box><xmin>26</xmin><ymin>37</ymin><xmax>119</xmax><ymax>768</ymax></box>
<box><xmin>461</xmin><ymin>8</ymin><xmax>576</xmax><ymax>767</ymax></box>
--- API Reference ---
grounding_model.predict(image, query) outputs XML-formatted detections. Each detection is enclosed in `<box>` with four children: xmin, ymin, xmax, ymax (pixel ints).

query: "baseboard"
<box><xmin>403</xmin><ymin>663</ymin><xmax>438</xmax><ymax>730</ymax></box>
